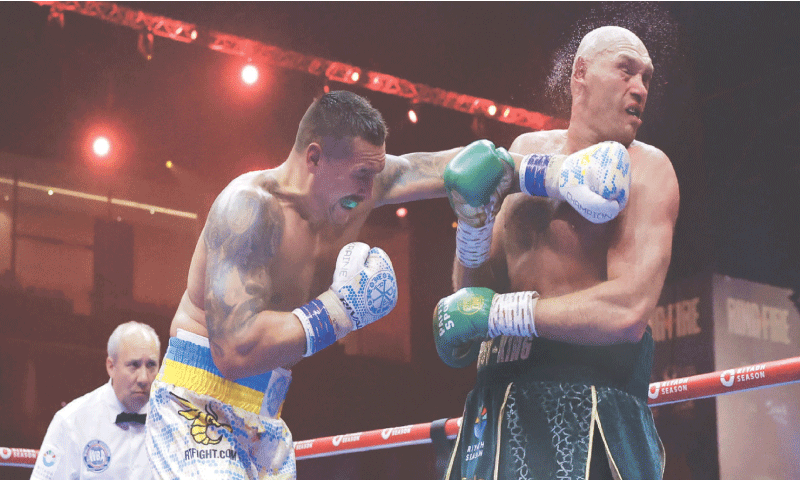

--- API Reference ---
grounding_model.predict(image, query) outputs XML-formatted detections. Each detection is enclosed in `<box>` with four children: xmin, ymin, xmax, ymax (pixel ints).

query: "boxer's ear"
<box><xmin>573</xmin><ymin>56</ymin><xmax>588</xmax><ymax>81</ymax></box>
<box><xmin>307</xmin><ymin>143</ymin><xmax>322</xmax><ymax>170</ymax></box>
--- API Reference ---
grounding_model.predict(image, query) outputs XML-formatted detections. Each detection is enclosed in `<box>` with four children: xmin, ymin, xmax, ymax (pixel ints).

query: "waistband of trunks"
<box><xmin>476</xmin><ymin>327</ymin><xmax>654</xmax><ymax>400</ymax></box>
<box><xmin>158</xmin><ymin>337</ymin><xmax>272</xmax><ymax>414</ymax></box>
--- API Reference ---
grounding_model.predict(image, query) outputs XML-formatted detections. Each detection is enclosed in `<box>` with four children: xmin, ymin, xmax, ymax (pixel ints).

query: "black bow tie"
<box><xmin>115</xmin><ymin>412</ymin><xmax>147</xmax><ymax>425</ymax></box>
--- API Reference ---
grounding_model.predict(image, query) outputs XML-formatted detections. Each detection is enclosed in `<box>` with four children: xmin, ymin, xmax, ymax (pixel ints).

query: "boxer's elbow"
<box><xmin>616</xmin><ymin>296</ymin><xmax>654</xmax><ymax>343</ymax></box>
<box><xmin>210</xmin><ymin>341</ymin><xmax>249</xmax><ymax>380</ymax></box>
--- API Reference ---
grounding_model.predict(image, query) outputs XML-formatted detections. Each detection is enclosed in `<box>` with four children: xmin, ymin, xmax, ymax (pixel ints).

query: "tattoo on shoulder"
<box><xmin>203</xmin><ymin>186</ymin><xmax>284</xmax><ymax>338</ymax></box>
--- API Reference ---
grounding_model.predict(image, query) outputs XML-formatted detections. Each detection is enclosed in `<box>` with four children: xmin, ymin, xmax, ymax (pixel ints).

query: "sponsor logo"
<box><xmin>82</xmin><ymin>440</ymin><xmax>111</xmax><ymax>473</ymax></box>
<box><xmin>171</xmin><ymin>393</ymin><xmax>232</xmax><ymax>446</ymax></box>
<box><xmin>366</xmin><ymin>270</ymin><xmax>397</xmax><ymax>317</ymax></box>
<box><xmin>294</xmin><ymin>440</ymin><xmax>314</xmax><ymax>451</ymax></box>
<box><xmin>726</xmin><ymin>297</ymin><xmax>791</xmax><ymax>345</ymax></box>
<box><xmin>649</xmin><ymin>378</ymin><xmax>689</xmax><ymax>398</ymax></box>
<box><xmin>494</xmin><ymin>336</ymin><xmax>531</xmax><ymax>364</ymax></box>
<box><xmin>338</xmin><ymin>244</ymin><xmax>356</xmax><ymax>276</ymax></box>
<box><xmin>720</xmin><ymin>369</ymin><xmax>735</xmax><ymax>387</ymax></box>
<box><xmin>42</xmin><ymin>449</ymin><xmax>57</xmax><ymax>468</ymax></box>
<box><xmin>648</xmin><ymin>382</ymin><xmax>660</xmax><ymax>400</ymax></box>
<box><xmin>473</xmin><ymin>407</ymin><xmax>487</xmax><ymax>439</ymax></box>
<box><xmin>0</xmin><ymin>448</ymin><xmax>11</xmax><ymax>460</ymax></box>
<box><xmin>381</xmin><ymin>425</ymin><xmax>412</xmax><ymax>440</ymax></box>
<box><xmin>458</xmin><ymin>294</ymin><xmax>485</xmax><ymax>315</ymax></box>
<box><xmin>184</xmin><ymin>448</ymin><xmax>237</xmax><ymax>461</ymax></box>
<box><xmin>720</xmin><ymin>365</ymin><xmax>766</xmax><ymax>388</ymax></box>
<box><xmin>331</xmin><ymin>433</ymin><xmax>361</xmax><ymax>447</ymax></box>
<box><xmin>650</xmin><ymin>297</ymin><xmax>702</xmax><ymax>342</ymax></box>
<box><xmin>565</xmin><ymin>191</ymin><xmax>612</xmax><ymax>222</ymax></box>
<box><xmin>466</xmin><ymin>409</ymin><xmax>486</xmax><ymax>465</ymax></box>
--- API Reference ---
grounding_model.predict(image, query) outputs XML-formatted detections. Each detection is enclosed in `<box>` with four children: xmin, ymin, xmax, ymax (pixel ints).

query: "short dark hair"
<box><xmin>293</xmin><ymin>90</ymin><xmax>387</xmax><ymax>156</ymax></box>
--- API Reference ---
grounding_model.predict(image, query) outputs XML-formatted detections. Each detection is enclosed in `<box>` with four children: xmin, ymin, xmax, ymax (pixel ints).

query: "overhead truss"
<box><xmin>33</xmin><ymin>1</ymin><xmax>567</xmax><ymax>130</ymax></box>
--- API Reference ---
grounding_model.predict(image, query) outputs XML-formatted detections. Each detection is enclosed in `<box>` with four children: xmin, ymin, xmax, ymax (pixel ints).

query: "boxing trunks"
<box><xmin>146</xmin><ymin>330</ymin><xmax>296</xmax><ymax>479</ymax></box>
<box><xmin>444</xmin><ymin>327</ymin><xmax>664</xmax><ymax>480</ymax></box>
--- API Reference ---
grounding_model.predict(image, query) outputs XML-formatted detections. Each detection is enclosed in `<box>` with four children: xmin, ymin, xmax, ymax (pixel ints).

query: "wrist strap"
<box><xmin>519</xmin><ymin>154</ymin><xmax>551</xmax><ymax>197</ymax></box>
<box><xmin>293</xmin><ymin>300</ymin><xmax>337</xmax><ymax>357</ymax></box>
<box><xmin>455</xmin><ymin>219</ymin><xmax>494</xmax><ymax>268</ymax></box>
<box><xmin>488</xmin><ymin>291</ymin><xmax>539</xmax><ymax>338</ymax></box>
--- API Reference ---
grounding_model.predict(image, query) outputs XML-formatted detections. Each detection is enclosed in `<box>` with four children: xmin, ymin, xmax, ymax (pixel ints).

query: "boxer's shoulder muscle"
<box><xmin>204</xmin><ymin>172</ymin><xmax>284</xmax><ymax>269</ymax></box>
<box><xmin>201</xmin><ymin>172</ymin><xmax>286</xmax><ymax>339</ymax></box>
<box><xmin>510</xmin><ymin>129</ymin><xmax>567</xmax><ymax>155</ymax></box>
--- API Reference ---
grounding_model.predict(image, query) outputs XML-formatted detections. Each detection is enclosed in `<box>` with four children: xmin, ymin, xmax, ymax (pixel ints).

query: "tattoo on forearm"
<box><xmin>203</xmin><ymin>187</ymin><xmax>284</xmax><ymax>340</ymax></box>
<box><xmin>378</xmin><ymin>153</ymin><xmax>448</xmax><ymax>196</ymax></box>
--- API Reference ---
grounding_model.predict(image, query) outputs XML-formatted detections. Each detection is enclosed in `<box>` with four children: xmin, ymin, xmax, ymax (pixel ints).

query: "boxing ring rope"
<box><xmin>3</xmin><ymin>355</ymin><xmax>800</xmax><ymax>468</ymax></box>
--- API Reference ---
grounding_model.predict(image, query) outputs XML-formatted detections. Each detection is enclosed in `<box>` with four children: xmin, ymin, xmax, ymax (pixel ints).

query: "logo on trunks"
<box><xmin>720</xmin><ymin>365</ymin><xmax>766</xmax><ymax>388</ymax></box>
<box><xmin>82</xmin><ymin>440</ymin><xmax>111</xmax><ymax>473</ymax></box>
<box><xmin>0</xmin><ymin>448</ymin><xmax>11</xmax><ymax>460</ymax></box>
<box><xmin>381</xmin><ymin>425</ymin><xmax>412</xmax><ymax>440</ymax></box>
<box><xmin>171</xmin><ymin>393</ymin><xmax>232</xmax><ymax>445</ymax></box>
<box><xmin>465</xmin><ymin>406</ymin><xmax>486</xmax><ymax>463</ymax></box>
<box><xmin>473</xmin><ymin>407</ymin><xmax>487</xmax><ymax>439</ymax></box>
<box><xmin>184</xmin><ymin>448</ymin><xmax>237</xmax><ymax>461</ymax></box>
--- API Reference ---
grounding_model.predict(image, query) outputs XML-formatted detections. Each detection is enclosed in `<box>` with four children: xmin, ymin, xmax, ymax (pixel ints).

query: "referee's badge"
<box><xmin>83</xmin><ymin>439</ymin><xmax>111</xmax><ymax>473</ymax></box>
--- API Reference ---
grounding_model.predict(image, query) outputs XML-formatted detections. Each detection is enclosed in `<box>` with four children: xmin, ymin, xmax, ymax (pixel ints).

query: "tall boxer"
<box><xmin>435</xmin><ymin>26</ymin><xmax>679</xmax><ymax>480</ymax></box>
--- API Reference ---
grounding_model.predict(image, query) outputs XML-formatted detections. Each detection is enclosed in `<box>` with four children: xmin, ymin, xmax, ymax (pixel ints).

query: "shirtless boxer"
<box><xmin>434</xmin><ymin>26</ymin><xmax>680</xmax><ymax>479</ymax></box>
<box><xmin>145</xmin><ymin>91</ymin><xmax>511</xmax><ymax>479</ymax></box>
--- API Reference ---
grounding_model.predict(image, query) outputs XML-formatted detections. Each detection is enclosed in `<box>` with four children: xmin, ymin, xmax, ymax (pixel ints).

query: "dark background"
<box><xmin>1</xmin><ymin>2</ymin><xmax>799</xmax><ymax>478</ymax></box>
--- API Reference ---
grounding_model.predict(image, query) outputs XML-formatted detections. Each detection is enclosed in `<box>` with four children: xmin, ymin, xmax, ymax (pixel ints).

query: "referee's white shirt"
<box><xmin>31</xmin><ymin>381</ymin><xmax>154</xmax><ymax>479</ymax></box>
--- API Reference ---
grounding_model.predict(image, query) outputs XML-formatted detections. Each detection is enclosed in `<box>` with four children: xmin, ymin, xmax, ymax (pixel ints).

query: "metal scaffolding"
<box><xmin>32</xmin><ymin>1</ymin><xmax>567</xmax><ymax>131</ymax></box>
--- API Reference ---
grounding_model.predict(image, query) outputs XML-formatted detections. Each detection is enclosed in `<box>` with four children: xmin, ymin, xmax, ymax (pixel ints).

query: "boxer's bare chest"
<box><xmin>268</xmin><ymin>215</ymin><xmax>365</xmax><ymax>311</ymax></box>
<box><xmin>500</xmin><ymin>193</ymin><xmax>612</xmax><ymax>296</ymax></box>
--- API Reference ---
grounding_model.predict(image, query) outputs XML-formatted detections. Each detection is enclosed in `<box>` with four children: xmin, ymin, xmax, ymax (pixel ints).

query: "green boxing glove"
<box><xmin>433</xmin><ymin>287</ymin><xmax>540</xmax><ymax>368</ymax></box>
<box><xmin>444</xmin><ymin>140</ymin><xmax>515</xmax><ymax>268</ymax></box>
<box><xmin>433</xmin><ymin>287</ymin><xmax>494</xmax><ymax>368</ymax></box>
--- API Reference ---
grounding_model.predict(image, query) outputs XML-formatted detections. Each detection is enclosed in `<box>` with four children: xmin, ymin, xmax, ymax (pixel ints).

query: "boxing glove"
<box><xmin>444</xmin><ymin>140</ymin><xmax>515</xmax><ymax>268</ymax></box>
<box><xmin>294</xmin><ymin>242</ymin><xmax>398</xmax><ymax>356</ymax></box>
<box><xmin>519</xmin><ymin>141</ymin><xmax>631</xmax><ymax>223</ymax></box>
<box><xmin>433</xmin><ymin>287</ymin><xmax>539</xmax><ymax>368</ymax></box>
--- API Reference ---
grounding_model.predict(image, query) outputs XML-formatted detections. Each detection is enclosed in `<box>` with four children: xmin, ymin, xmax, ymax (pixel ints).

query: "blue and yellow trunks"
<box><xmin>146</xmin><ymin>330</ymin><xmax>295</xmax><ymax>479</ymax></box>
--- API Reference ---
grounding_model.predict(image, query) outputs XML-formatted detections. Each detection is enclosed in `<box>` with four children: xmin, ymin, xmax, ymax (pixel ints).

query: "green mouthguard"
<box><xmin>340</xmin><ymin>198</ymin><xmax>358</xmax><ymax>210</ymax></box>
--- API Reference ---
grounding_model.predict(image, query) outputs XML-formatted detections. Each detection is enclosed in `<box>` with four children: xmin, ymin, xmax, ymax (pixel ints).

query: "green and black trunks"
<box><xmin>444</xmin><ymin>327</ymin><xmax>664</xmax><ymax>480</ymax></box>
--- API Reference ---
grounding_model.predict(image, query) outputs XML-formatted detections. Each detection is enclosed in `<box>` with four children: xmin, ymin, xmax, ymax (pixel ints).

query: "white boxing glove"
<box><xmin>518</xmin><ymin>141</ymin><xmax>631</xmax><ymax>223</ymax></box>
<box><xmin>293</xmin><ymin>242</ymin><xmax>398</xmax><ymax>356</ymax></box>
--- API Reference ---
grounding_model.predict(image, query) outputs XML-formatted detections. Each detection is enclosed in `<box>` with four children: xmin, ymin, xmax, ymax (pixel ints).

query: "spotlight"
<box><xmin>487</xmin><ymin>104</ymin><xmax>497</xmax><ymax>116</ymax></box>
<box><xmin>165</xmin><ymin>160</ymin><xmax>173</xmax><ymax>169</ymax></box>
<box><xmin>350</xmin><ymin>71</ymin><xmax>360</xmax><ymax>82</ymax></box>
<box><xmin>396</xmin><ymin>207</ymin><xmax>408</xmax><ymax>218</ymax></box>
<box><xmin>241</xmin><ymin>64</ymin><xmax>259</xmax><ymax>85</ymax></box>
<box><xmin>93</xmin><ymin>137</ymin><xmax>111</xmax><ymax>157</ymax></box>
<box><xmin>407</xmin><ymin>108</ymin><xmax>418</xmax><ymax>124</ymax></box>
<box><xmin>137</xmin><ymin>31</ymin><xmax>154</xmax><ymax>61</ymax></box>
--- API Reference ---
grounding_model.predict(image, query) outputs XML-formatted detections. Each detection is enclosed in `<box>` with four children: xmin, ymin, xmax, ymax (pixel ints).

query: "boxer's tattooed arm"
<box><xmin>203</xmin><ymin>186</ymin><xmax>284</xmax><ymax>349</ymax></box>
<box><xmin>375</xmin><ymin>149</ymin><xmax>460</xmax><ymax>204</ymax></box>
